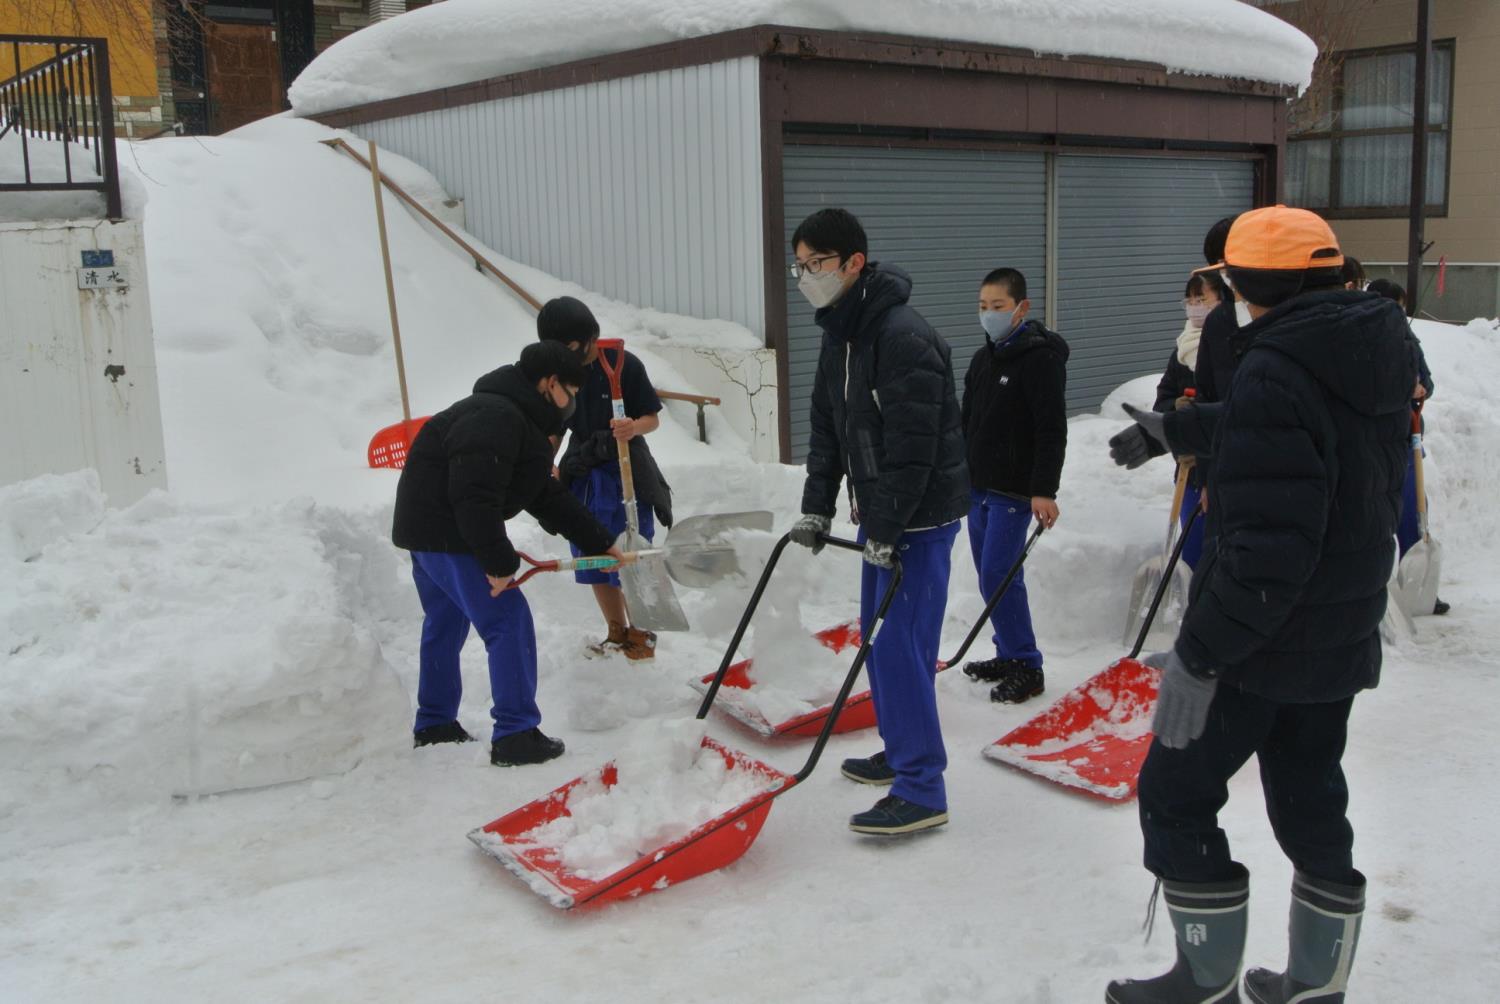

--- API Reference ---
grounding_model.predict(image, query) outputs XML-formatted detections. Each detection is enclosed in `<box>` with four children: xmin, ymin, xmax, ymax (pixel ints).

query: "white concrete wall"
<box><xmin>0</xmin><ymin>219</ymin><xmax>167</xmax><ymax>505</ymax></box>
<box><xmin>649</xmin><ymin>344</ymin><xmax>779</xmax><ymax>462</ymax></box>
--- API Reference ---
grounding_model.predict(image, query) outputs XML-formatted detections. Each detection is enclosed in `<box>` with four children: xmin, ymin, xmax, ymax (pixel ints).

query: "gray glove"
<box><xmin>862</xmin><ymin>539</ymin><xmax>896</xmax><ymax>569</ymax></box>
<box><xmin>789</xmin><ymin>514</ymin><xmax>832</xmax><ymax>554</ymax></box>
<box><xmin>1109</xmin><ymin>403</ymin><xmax>1171</xmax><ymax>470</ymax></box>
<box><xmin>1145</xmin><ymin>649</ymin><xmax>1218</xmax><ymax>750</ymax></box>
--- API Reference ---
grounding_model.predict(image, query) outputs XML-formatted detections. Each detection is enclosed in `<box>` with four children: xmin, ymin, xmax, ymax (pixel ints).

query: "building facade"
<box><xmin>315</xmin><ymin>26</ymin><xmax>1291</xmax><ymax>460</ymax></box>
<box><xmin>1275</xmin><ymin>0</ymin><xmax>1499</xmax><ymax>319</ymax></box>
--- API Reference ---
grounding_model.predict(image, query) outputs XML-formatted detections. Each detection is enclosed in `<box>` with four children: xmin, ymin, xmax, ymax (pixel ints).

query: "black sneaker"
<box><xmin>413</xmin><ymin>721</ymin><xmax>475</xmax><ymax>748</ymax></box>
<box><xmin>962</xmin><ymin>656</ymin><xmax>1009</xmax><ymax>682</ymax></box>
<box><xmin>989</xmin><ymin>666</ymin><xmax>1044</xmax><ymax>704</ymax></box>
<box><xmin>1434</xmin><ymin>597</ymin><xmax>1451</xmax><ymax>616</ymax></box>
<box><xmin>849</xmin><ymin>795</ymin><xmax>949</xmax><ymax>835</ymax></box>
<box><xmin>840</xmin><ymin>750</ymin><xmax>896</xmax><ymax>786</ymax></box>
<box><xmin>490</xmin><ymin>728</ymin><xmax>566</xmax><ymax>766</ymax></box>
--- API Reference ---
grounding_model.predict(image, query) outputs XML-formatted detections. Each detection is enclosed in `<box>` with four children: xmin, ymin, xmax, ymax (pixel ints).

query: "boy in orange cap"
<box><xmin>1106</xmin><ymin>207</ymin><xmax>1415</xmax><ymax>1004</ymax></box>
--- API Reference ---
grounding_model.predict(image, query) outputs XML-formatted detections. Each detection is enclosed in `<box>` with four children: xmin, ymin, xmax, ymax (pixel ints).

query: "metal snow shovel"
<box><xmin>596</xmin><ymin>338</ymin><xmax>689</xmax><ymax>632</ymax></box>
<box><xmin>654</xmin><ymin>510</ymin><xmax>775</xmax><ymax>588</ymax></box>
<box><xmin>984</xmin><ymin>506</ymin><xmax>1203</xmax><ymax>801</ymax></box>
<box><xmin>1396</xmin><ymin>410</ymin><xmax>1444</xmax><ymax>618</ymax></box>
<box><xmin>1123</xmin><ymin>458</ymin><xmax>1196</xmax><ymax>649</ymax></box>
<box><xmin>468</xmin><ymin>533</ymin><xmax>903</xmax><ymax>908</ymax></box>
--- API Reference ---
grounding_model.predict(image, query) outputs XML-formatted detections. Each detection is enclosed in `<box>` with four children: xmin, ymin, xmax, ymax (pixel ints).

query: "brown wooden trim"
<box><xmin>781</xmin><ymin>130</ymin><xmax>1268</xmax><ymax>161</ymax></box>
<box><xmin>310</xmin><ymin>23</ymin><xmax>1297</xmax><ymax>129</ymax></box>
<box><xmin>760</xmin><ymin>57</ymin><xmax>793</xmax><ymax>464</ymax></box>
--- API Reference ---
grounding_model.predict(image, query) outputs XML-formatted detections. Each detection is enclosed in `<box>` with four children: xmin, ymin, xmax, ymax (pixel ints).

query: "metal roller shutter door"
<box><xmin>781</xmin><ymin>144</ymin><xmax>1047</xmax><ymax>462</ymax></box>
<box><xmin>1056</xmin><ymin>155</ymin><xmax>1254</xmax><ymax>412</ymax></box>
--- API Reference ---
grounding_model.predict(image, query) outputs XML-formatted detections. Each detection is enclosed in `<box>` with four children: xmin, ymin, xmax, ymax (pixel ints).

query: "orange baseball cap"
<box><xmin>1194</xmin><ymin>205</ymin><xmax>1343</xmax><ymax>274</ymax></box>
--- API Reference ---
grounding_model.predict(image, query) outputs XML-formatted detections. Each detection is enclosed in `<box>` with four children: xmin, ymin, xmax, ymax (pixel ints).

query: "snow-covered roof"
<box><xmin>289</xmin><ymin>0</ymin><xmax>1317</xmax><ymax>118</ymax></box>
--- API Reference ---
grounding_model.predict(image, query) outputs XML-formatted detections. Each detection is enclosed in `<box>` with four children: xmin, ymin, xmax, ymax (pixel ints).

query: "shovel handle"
<box><xmin>505</xmin><ymin>551</ymin><xmax>644</xmax><ymax>590</ymax></box>
<box><xmin>694</xmin><ymin>533</ymin><xmax>903</xmax><ymax>785</ymax></box>
<box><xmin>941</xmin><ymin>523</ymin><xmax>1045</xmax><ymax>668</ymax></box>
<box><xmin>597</xmin><ymin>339</ymin><xmax>641</xmax><ymax>535</ymax></box>
<box><xmin>1128</xmin><ymin>504</ymin><xmax>1202</xmax><ymax>660</ymax></box>
<box><xmin>1411</xmin><ymin>410</ymin><xmax>1429</xmax><ymax>528</ymax></box>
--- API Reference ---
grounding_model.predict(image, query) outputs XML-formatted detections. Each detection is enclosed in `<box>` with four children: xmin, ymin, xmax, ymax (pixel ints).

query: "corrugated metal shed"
<box><xmin>351</xmin><ymin>57</ymin><xmax>765</xmax><ymax>335</ymax></box>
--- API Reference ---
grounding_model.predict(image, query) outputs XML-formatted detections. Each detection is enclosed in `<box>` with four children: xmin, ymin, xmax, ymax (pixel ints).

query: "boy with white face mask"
<box><xmin>959</xmin><ymin>268</ymin><xmax>1069</xmax><ymax>703</ymax></box>
<box><xmin>785</xmin><ymin>208</ymin><xmax>969</xmax><ymax>837</ymax></box>
<box><xmin>1151</xmin><ymin>274</ymin><xmax>1221</xmax><ymax>570</ymax></box>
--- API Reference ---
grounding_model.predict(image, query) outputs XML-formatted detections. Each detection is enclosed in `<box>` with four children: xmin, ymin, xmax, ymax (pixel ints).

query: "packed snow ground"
<box><xmin>3</xmin><ymin>117</ymin><xmax>1500</xmax><ymax>1001</ymax></box>
<box><xmin>288</xmin><ymin>0</ymin><xmax>1317</xmax><ymax>117</ymax></box>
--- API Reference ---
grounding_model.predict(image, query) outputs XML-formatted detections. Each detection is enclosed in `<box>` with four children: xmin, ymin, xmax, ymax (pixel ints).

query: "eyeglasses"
<box><xmin>789</xmin><ymin>254</ymin><xmax>841</xmax><ymax>279</ymax></box>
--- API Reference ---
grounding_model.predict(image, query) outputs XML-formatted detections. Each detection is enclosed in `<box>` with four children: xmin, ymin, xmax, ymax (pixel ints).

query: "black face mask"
<box><xmin>541</xmin><ymin>383</ymin><xmax>577</xmax><ymax>433</ymax></box>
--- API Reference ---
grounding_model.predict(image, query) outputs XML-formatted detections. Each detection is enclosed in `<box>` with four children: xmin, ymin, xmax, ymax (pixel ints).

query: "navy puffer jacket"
<box><xmin>801</xmin><ymin>264</ymin><xmax>970</xmax><ymax>544</ymax></box>
<box><xmin>1176</xmin><ymin>290</ymin><xmax>1415</xmax><ymax>703</ymax></box>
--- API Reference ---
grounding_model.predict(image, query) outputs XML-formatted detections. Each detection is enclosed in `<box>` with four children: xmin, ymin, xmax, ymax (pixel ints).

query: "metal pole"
<box><xmin>1406</xmin><ymin>0</ymin><xmax>1431</xmax><ymax>317</ymax></box>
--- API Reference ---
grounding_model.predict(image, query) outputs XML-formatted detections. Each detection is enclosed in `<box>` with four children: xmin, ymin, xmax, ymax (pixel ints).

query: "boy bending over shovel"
<box><xmin>393</xmin><ymin>342</ymin><xmax>622</xmax><ymax>766</ymax></box>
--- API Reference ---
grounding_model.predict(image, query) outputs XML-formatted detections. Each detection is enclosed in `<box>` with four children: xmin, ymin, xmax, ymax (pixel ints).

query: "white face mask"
<box><xmin>798</xmin><ymin>267</ymin><xmax>848</xmax><ymax>309</ymax></box>
<box><xmin>1185</xmin><ymin>302</ymin><xmax>1212</xmax><ymax>329</ymax></box>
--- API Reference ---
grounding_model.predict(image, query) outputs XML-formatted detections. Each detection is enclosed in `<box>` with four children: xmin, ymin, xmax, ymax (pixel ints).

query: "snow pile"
<box><xmin>115</xmin><ymin>114</ymin><xmax>753</xmax><ymax>508</ymax></box>
<box><xmin>514</xmin><ymin>719</ymin><xmax>780</xmax><ymax>880</ymax></box>
<box><xmin>0</xmin><ymin>132</ymin><xmax>104</xmax><ymax>221</ymax></box>
<box><xmin>0</xmin><ymin>472</ymin><xmax>410</xmax><ymax>809</ymax></box>
<box><xmin>288</xmin><ymin>0</ymin><xmax>1316</xmax><ymax>116</ymax></box>
<box><xmin>735</xmin><ymin>571</ymin><xmax>853</xmax><ymax>725</ymax></box>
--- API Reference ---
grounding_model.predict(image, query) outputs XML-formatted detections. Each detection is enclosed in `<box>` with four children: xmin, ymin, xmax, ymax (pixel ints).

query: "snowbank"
<box><xmin>0</xmin><ymin>133</ymin><xmax>104</xmax><ymax>221</ymax></box>
<box><xmin>288</xmin><ymin>0</ymin><xmax>1316</xmax><ymax>117</ymax></box>
<box><xmin>0</xmin><ymin>472</ymin><xmax>410</xmax><ymax>811</ymax></box>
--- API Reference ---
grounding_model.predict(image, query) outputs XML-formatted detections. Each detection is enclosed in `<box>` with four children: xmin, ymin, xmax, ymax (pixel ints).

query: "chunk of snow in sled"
<box><xmin>469</xmin><ymin>730</ymin><xmax>787</xmax><ymax>908</ymax></box>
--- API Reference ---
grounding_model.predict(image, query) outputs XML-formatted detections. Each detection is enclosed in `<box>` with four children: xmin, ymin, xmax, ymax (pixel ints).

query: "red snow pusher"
<box><xmin>983</xmin><ymin>508</ymin><xmax>1201</xmax><ymax>801</ymax></box>
<box><xmin>368</xmin><ymin>415</ymin><xmax>429</xmax><ymax>469</ymax></box>
<box><xmin>468</xmin><ymin>534</ymin><xmax>903</xmax><ymax>909</ymax></box>
<box><xmin>691</xmin><ymin>525</ymin><xmax>1046</xmax><ymax>739</ymax></box>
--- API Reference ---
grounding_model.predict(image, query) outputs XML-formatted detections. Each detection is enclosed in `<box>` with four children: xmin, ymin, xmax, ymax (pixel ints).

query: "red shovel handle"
<box><xmin>596</xmin><ymin>337</ymin><xmax>626</xmax><ymax>401</ymax></box>
<box><xmin>505</xmin><ymin>552</ymin><xmax>560</xmax><ymax>590</ymax></box>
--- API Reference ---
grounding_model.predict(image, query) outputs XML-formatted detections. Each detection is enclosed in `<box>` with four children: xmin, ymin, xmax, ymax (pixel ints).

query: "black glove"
<box><xmin>1144</xmin><ymin>649</ymin><xmax>1218</xmax><ymax>750</ymax></box>
<box><xmin>862</xmin><ymin>539</ymin><xmax>896</xmax><ymax>569</ymax></box>
<box><xmin>789</xmin><ymin>514</ymin><xmax>832</xmax><ymax>554</ymax></box>
<box><xmin>1109</xmin><ymin>403</ymin><xmax>1171</xmax><ymax>470</ymax></box>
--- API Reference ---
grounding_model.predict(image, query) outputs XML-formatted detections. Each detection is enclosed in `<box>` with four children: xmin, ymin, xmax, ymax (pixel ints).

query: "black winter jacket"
<box><xmin>961</xmin><ymin>320</ymin><xmax>1069</xmax><ymax>499</ymax></box>
<box><xmin>802</xmin><ymin>264</ymin><xmax>970</xmax><ymax>544</ymax></box>
<box><xmin>1175</xmin><ymin>290</ymin><xmax>1416</xmax><ymax>703</ymax></box>
<box><xmin>1192</xmin><ymin>299</ymin><xmax>1240</xmax><ymax>405</ymax></box>
<box><xmin>392</xmin><ymin>365</ymin><xmax>615</xmax><ymax>576</ymax></box>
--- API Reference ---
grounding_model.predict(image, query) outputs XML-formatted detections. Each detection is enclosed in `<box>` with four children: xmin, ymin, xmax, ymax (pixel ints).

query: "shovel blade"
<box><xmin>1122</xmin><ymin>559</ymin><xmax>1191</xmax><ymax>651</ymax></box>
<box><xmin>618</xmin><ymin>531</ymin><xmax>690</xmax><ymax>632</ymax></box>
<box><xmin>660</xmin><ymin>511</ymin><xmax>775</xmax><ymax>588</ymax></box>
<box><xmin>1395</xmin><ymin>538</ymin><xmax>1443</xmax><ymax>618</ymax></box>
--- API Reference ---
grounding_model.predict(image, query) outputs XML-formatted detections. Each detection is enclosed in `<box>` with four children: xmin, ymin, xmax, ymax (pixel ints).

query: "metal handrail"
<box><xmin>0</xmin><ymin>34</ymin><xmax>121</xmax><ymax>219</ymax></box>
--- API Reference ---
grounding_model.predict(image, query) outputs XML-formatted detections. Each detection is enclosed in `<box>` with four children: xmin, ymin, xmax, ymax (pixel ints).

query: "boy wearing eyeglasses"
<box><xmin>785</xmin><ymin>208</ymin><xmax>969</xmax><ymax>837</ymax></box>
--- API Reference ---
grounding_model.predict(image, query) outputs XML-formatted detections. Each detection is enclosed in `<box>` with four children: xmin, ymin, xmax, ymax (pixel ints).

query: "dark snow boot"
<box><xmin>1243</xmin><ymin>870</ymin><xmax>1365</xmax><ymax>1004</ymax></box>
<box><xmin>840</xmin><ymin>750</ymin><xmax>896</xmax><ymax>786</ymax></box>
<box><xmin>413</xmin><ymin>722</ymin><xmax>475</xmax><ymax>748</ymax></box>
<box><xmin>490</xmin><ymin>728</ymin><xmax>565</xmax><ymax>766</ymax></box>
<box><xmin>990</xmin><ymin>665</ymin><xmax>1045</xmax><ymax>704</ymax></box>
<box><xmin>1107</xmin><ymin>866</ymin><xmax>1249</xmax><ymax>1004</ymax></box>
<box><xmin>1433</xmin><ymin>597</ymin><xmax>1451</xmax><ymax>616</ymax></box>
<box><xmin>963</xmin><ymin>656</ymin><xmax>1028</xmax><ymax>683</ymax></box>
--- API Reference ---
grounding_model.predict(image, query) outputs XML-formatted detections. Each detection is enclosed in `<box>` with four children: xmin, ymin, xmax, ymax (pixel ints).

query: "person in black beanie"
<box><xmin>392</xmin><ymin>341</ymin><xmax>622</xmax><ymax>766</ymax></box>
<box><xmin>537</xmin><ymin>296</ymin><xmax>669</xmax><ymax>662</ymax></box>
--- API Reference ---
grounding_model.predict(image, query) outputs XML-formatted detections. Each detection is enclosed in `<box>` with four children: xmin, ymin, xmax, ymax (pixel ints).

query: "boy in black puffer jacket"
<box><xmin>786</xmin><ymin>208</ymin><xmax>969</xmax><ymax>837</ymax></box>
<box><xmin>1107</xmin><ymin>207</ymin><xmax>1414</xmax><ymax>1004</ymax></box>
<box><xmin>392</xmin><ymin>342</ymin><xmax>620</xmax><ymax>767</ymax></box>
<box><xmin>959</xmin><ymin>268</ymin><xmax>1068</xmax><ymax>704</ymax></box>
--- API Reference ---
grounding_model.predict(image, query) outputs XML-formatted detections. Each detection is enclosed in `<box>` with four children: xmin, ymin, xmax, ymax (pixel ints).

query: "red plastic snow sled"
<box><xmin>689</xmin><ymin>525</ymin><xmax>1046</xmax><ymax>739</ymax></box>
<box><xmin>469</xmin><ymin>533</ymin><xmax>904</xmax><ymax>909</ymax></box>
<box><xmin>983</xmin><ymin>509</ymin><xmax>1200</xmax><ymax>801</ymax></box>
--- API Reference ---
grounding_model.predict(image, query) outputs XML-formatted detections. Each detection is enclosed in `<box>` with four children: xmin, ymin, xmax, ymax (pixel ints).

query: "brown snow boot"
<box><xmin>585</xmin><ymin>622</ymin><xmax>631</xmax><ymax>658</ymax></box>
<box><xmin>619</xmin><ymin>626</ymin><xmax>657</xmax><ymax>662</ymax></box>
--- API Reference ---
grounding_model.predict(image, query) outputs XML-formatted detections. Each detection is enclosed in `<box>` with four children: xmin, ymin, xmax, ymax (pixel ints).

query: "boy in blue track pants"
<box><xmin>959</xmin><ymin>268</ymin><xmax>1068</xmax><ymax>704</ymax></box>
<box><xmin>392</xmin><ymin>342</ymin><xmax>620</xmax><ymax>766</ymax></box>
<box><xmin>786</xmin><ymin>208</ymin><xmax>970</xmax><ymax>836</ymax></box>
